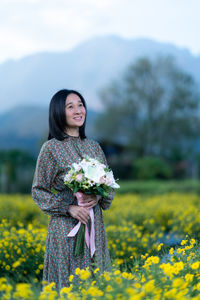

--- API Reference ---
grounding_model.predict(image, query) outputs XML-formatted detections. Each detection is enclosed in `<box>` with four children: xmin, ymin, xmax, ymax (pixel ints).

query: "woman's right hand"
<box><xmin>68</xmin><ymin>205</ymin><xmax>90</xmax><ymax>224</ymax></box>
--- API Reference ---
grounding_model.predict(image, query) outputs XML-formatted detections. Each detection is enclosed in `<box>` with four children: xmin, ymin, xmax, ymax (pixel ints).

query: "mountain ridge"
<box><xmin>1</xmin><ymin>34</ymin><xmax>200</xmax><ymax>153</ymax></box>
<box><xmin>0</xmin><ymin>35</ymin><xmax>200</xmax><ymax>114</ymax></box>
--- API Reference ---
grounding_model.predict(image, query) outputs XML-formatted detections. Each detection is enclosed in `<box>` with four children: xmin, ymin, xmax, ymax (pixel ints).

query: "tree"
<box><xmin>94</xmin><ymin>56</ymin><xmax>200</xmax><ymax>159</ymax></box>
<box><xmin>0</xmin><ymin>149</ymin><xmax>35</xmax><ymax>193</ymax></box>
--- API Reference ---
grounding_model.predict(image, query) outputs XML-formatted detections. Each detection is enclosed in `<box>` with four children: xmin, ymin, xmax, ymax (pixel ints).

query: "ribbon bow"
<box><xmin>67</xmin><ymin>191</ymin><xmax>96</xmax><ymax>258</ymax></box>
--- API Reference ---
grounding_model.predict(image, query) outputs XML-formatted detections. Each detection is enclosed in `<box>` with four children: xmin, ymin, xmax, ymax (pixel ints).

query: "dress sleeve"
<box><xmin>95</xmin><ymin>141</ymin><xmax>115</xmax><ymax>210</ymax></box>
<box><xmin>31</xmin><ymin>141</ymin><xmax>71</xmax><ymax>217</ymax></box>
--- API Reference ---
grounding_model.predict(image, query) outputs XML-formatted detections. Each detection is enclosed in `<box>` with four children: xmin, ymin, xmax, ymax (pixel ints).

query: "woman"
<box><xmin>31</xmin><ymin>89</ymin><xmax>115</xmax><ymax>290</ymax></box>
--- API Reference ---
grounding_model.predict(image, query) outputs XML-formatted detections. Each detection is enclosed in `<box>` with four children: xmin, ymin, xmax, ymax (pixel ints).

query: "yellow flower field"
<box><xmin>0</xmin><ymin>192</ymin><xmax>200</xmax><ymax>299</ymax></box>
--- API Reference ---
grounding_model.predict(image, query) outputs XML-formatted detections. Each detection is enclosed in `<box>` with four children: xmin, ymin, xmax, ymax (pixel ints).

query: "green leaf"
<box><xmin>74</xmin><ymin>186</ymin><xmax>79</xmax><ymax>193</ymax></box>
<box><xmin>74</xmin><ymin>223</ymin><xmax>85</xmax><ymax>257</ymax></box>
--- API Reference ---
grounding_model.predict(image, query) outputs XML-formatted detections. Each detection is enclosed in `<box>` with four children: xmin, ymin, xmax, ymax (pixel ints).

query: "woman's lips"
<box><xmin>73</xmin><ymin>116</ymin><xmax>83</xmax><ymax>121</ymax></box>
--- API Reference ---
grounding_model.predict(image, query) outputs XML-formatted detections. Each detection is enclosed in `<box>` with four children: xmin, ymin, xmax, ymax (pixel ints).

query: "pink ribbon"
<box><xmin>67</xmin><ymin>191</ymin><xmax>96</xmax><ymax>258</ymax></box>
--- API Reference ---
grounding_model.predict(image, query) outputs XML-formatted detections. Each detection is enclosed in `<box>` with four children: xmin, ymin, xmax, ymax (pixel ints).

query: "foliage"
<box><xmin>0</xmin><ymin>149</ymin><xmax>35</xmax><ymax>193</ymax></box>
<box><xmin>132</xmin><ymin>156</ymin><xmax>173</xmax><ymax>179</ymax></box>
<box><xmin>95</xmin><ymin>56</ymin><xmax>200</xmax><ymax>160</ymax></box>
<box><xmin>116</xmin><ymin>179</ymin><xmax>200</xmax><ymax>195</ymax></box>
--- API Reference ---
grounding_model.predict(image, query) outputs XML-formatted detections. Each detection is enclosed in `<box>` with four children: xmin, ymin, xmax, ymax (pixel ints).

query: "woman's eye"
<box><xmin>66</xmin><ymin>104</ymin><xmax>83</xmax><ymax>109</ymax></box>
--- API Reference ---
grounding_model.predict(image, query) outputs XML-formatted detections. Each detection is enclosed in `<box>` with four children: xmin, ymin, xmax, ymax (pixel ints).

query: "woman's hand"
<box><xmin>68</xmin><ymin>194</ymin><xmax>101</xmax><ymax>223</ymax></box>
<box><xmin>68</xmin><ymin>205</ymin><xmax>90</xmax><ymax>224</ymax></box>
<box><xmin>81</xmin><ymin>194</ymin><xmax>99</xmax><ymax>209</ymax></box>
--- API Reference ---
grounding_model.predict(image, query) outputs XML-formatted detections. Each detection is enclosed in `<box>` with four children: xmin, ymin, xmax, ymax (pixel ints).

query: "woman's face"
<box><xmin>65</xmin><ymin>93</ymin><xmax>86</xmax><ymax>129</ymax></box>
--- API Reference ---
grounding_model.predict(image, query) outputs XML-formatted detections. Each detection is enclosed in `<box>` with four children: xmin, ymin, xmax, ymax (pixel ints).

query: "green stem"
<box><xmin>74</xmin><ymin>223</ymin><xmax>85</xmax><ymax>257</ymax></box>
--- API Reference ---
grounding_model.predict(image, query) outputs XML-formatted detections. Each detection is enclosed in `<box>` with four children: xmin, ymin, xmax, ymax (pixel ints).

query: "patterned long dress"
<box><xmin>31</xmin><ymin>135</ymin><xmax>115</xmax><ymax>290</ymax></box>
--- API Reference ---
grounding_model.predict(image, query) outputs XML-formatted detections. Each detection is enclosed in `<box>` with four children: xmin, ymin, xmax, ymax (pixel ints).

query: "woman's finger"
<box><xmin>79</xmin><ymin>208</ymin><xmax>90</xmax><ymax>220</ymax></box>
<box><xmin>81</xmin><ymin>207</ymin><xmax>90</xmax><ymax>215</ymax></box>
<box><xmin>83</xmin><ymin>195</ymin><xmax>96</xmax><ymax>202</ymax></box>
<box><xmin>85</xmin><ymin>198</ymin><xmax>93</xmax><ymax>203</ymax></box>
<box><xmin>77</xmin><ymin>213</ymin><xmax>87</xmax><ymax>224</ymax></box>
<box><xmin>81</xmin><ymin>201</ymin><xmax>91</xmax><ymax>207</ymax></box>
<box><xmin>84</xmin><ymin>200</ymin><xmax>97</xmax><ymax>209</ymax></box>
<box><xmin>82</xmin><ymin>201</ymin><xmax>94</xmax><ymax>208</ymax></box>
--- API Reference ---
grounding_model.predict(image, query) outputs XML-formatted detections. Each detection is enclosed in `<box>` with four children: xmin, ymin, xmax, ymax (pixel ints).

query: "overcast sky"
<box><xmin>0</xmin><ymin>0</ymin><xmax>199</xmax><ymax>63</ymax></box>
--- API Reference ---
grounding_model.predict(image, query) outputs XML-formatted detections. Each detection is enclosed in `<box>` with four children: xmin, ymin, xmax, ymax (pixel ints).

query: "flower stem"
<box><xmin>74</xmin><ymin>223</ymin><xmax>85</xmax><ymax>257</ymax></box>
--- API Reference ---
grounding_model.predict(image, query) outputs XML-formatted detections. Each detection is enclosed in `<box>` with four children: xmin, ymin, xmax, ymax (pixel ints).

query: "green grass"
<box><xmin>117</xmin><ymin>179</ymin><xmax>200</xmax><ymax>195</ymax></box>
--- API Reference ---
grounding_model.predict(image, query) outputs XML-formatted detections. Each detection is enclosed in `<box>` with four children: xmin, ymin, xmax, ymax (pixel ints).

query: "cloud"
<box><xmin>0</xmin><ymin>28</ymin><xmax>40</xmax><ymax>61</ymax></box>
<box><xmin>40</xmin><ymin>9</ymin><xmax>91</xmax><ymax>31</ymax></box>
<box><xmin>0</xmin><ymin>0</ymin><xmax>199</xmax><ymax>62</ymax></box>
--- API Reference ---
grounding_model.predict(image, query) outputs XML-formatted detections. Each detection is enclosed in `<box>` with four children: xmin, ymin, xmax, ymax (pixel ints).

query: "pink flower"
<box><xmin>75</xmin><ymin>173</ymin><xmax>83</xmax><ymax>182</ymax></box>
<box><xmin>105</xmin><ymin>178</ymin><xmax>112</xmax><ymax>186</ymax></box>
<box><xmin>99</xmin><ymin>176</ymin><xmax>106</xmax><ymax>184</ymax></box>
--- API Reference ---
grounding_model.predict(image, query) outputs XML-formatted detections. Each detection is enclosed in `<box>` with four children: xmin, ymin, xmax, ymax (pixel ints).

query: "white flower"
<box><xmin>112</xmin><ymin>182</ymin><xmax>120</xmax><ymax>188</ymax></box>
<box><xmin>84</xmin><ymin>164</ymin><xmax>106</xmax><ymax>183</ymax></box>
<box><xmin>101</xmin><ymin>163</ymin><xmax>107</xmax><ymax>168</ymax></box>
<box><xmin>64</xmin><ymin>173</ymin><xmax>72</xmax><ymax>182</ymax></box>
<box><xmin>105</xmin><ymin>171</ymin><xmax>120</xmax><ymax>188</ymax></box>
<box><xmin>79</xmin><ymin>158</ymin><xmax>88</xmax><ymax>170</ymax></box>
<box><xmin>72</xmin><ymin>162</ymin><xmax>81</xmax><ymax>172</ymax></box>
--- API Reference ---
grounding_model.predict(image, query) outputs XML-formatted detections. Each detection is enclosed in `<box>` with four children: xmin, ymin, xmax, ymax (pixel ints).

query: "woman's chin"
<box><xmin>74</xmin><ymin>121</ymin><xmax>85</xmax><ymax>126</ymax></box>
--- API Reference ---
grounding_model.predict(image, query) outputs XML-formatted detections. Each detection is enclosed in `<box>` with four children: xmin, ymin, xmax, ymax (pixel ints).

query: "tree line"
<box><xmin>94</xmin><ymin>55</ymin><xmax>200</xmax><ymax>179</ymax></box>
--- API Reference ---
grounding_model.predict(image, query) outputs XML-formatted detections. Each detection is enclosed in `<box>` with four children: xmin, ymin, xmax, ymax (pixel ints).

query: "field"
<box><xmin>1</xmin><ymin>182</ymin><xmax>200</xmax><ymax>299</ymax></box>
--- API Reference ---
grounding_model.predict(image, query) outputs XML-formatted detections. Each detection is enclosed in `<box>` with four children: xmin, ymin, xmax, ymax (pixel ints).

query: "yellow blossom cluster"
<box><xmin>1</xmin><ymin>192</ymin><xmax>200</xmax><ymax>299</ymax></box>
<box><xmin>0</xmin><ymin>219</ymin><xmax>45</xmax><ymax>281</ymax></box>
<box><xmin>1</xmin><ymin>238</ymin><xmax>200</xmax><ymax>300</ymax></box>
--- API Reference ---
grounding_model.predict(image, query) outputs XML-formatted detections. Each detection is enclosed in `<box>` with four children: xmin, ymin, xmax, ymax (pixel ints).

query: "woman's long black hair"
<box><xmin>48</xmin><ymin>89</ymin><xmax>87</xmax><ymax>141</ymax></box>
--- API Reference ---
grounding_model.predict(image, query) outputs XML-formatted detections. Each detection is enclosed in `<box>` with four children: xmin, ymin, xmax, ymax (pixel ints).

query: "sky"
<box><xmin>0</xmin><ymin>0</ymin><xmax>199</xmax><ymax>63</ymax></box>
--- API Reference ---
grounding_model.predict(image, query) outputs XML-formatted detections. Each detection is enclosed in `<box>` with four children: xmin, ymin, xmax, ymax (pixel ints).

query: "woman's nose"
<box><xmin>74</xmin><ymin>106</ymin><xmax>82</xmax><ymax>114</ymax></box>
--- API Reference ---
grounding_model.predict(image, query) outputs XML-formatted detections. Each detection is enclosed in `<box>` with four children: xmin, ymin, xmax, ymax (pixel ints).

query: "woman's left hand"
<box><xmin>81</xmin><ymin>194</ymin><xmax>99</xmax><ymax>209</ymax></box>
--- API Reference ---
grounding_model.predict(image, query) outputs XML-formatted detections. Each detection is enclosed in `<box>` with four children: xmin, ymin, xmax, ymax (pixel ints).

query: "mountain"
<box><xmin>0</xmin><ymin>105</ymin><xmax>99</xmax><ymax>155</ymax></box>
<box><xmin>0</xmin><ymin>35</ymin><xmax>200</xmax><ymax>114</ymax></box>
<box><xmin>1</xmin><ymin>35</ymin><xmax>200</xmax><ymax>153</ymax></box>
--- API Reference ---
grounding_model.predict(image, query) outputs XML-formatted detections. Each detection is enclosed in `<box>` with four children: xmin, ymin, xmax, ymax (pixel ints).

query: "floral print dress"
<box><xmin>31</xmin><ymin>135</ymin><xmax>115</xmax><ymax>290</ymax></box>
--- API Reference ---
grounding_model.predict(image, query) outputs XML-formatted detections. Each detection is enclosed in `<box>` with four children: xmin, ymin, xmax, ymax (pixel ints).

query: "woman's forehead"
<box><xmin>65</xmin><ymin>93</ymin><xmax>82</xmax><ymax>104</ymax></box>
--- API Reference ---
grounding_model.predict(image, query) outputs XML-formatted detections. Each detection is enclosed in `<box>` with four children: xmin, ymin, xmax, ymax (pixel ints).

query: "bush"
<box><xmin>132</xmin><ymin>156</ymin><xmax>173</xmax><ymax>180</ymax></box>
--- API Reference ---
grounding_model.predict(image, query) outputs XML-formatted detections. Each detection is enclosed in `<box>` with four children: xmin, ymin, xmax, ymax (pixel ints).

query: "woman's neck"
<box><xmin>65</xmin><ymin>128</ymin><xmax>79</xmax><ymax>137</ymax></box>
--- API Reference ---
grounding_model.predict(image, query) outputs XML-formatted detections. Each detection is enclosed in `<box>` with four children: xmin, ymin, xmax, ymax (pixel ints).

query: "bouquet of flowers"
<box><xmin>64</xmin><ymin>155</ymin><xmax>120</xmax><ymax>257</ymax></box>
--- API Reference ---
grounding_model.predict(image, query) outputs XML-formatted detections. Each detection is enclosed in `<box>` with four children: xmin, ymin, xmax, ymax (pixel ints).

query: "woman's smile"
<box><xmin>73</xmin><ymin>116</ymin><xmax>83</xmax><ymax>121</ymax></box>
